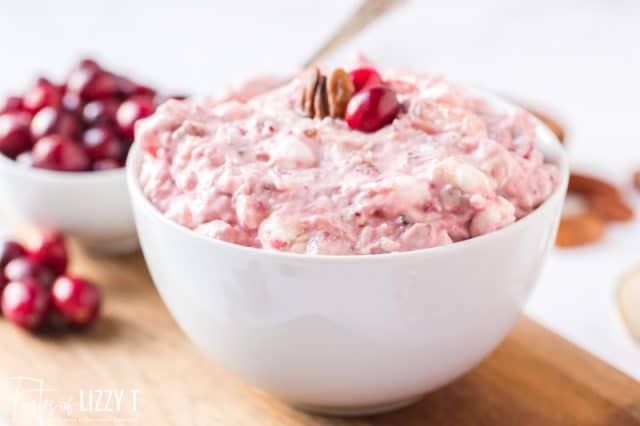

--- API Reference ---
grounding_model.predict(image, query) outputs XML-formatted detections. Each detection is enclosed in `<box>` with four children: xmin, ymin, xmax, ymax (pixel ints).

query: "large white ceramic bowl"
<box><xmin>126</xmin><ymin>92</ymin><xmax>569</xmax><ymax>416</ymax></box>
<box><xmin>0</xmin><ymin>158</ymin><xmax>137</xmax><ymax>254</ymax></box>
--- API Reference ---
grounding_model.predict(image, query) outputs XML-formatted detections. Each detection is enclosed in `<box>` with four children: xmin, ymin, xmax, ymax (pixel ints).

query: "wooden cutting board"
<box><xmin>0</xmin><ymin>239</ymin><xmax>638</xmax><ymax>426</ymax></box>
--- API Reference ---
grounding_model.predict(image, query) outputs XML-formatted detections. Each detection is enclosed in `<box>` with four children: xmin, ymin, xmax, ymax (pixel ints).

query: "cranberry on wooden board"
<box><xmin>0</xmin><ymin>96</ymin><xmax>23</xmax><ymax>115</ymax></box>
<box><xmin>0</xmin><ymin>112</ymin><xmax>32</xmax><ymax>158</ymax></box>
<box><xmin>116</xmin><ymin>96</ymin><xmax>155</xmax><ymax>141</ymax></box>
<box><xmin>1</xmin><ymin>278</ymin><xmax>51</xmax><ymax>330</ymax></box>
<box><xmin>0</xmin><ymin>241</ymin><xmax>27</xmax><ymax>289</ymax></box>
<box><xmin>345</xmin><ymin>86</ymin><xmax>400</xmax><ymax>132</ymax></box>
<box><xmin>23</xmin><ymin>78</ymin><xmax>62</xmax><ymax>114</ymax></box>
<box><xmin>349</xmin><ymin>68</ymin><xmax>383</xmax><ymax>93</ymax></box>
<box><xmin>51</xmin><ymin>276</ymin><xmax>101</xmax><ymax>327</ymax></box>
<box><xmin>32</xmin><ymin>135</ymin><xmax>90</xmax><ymax>172</ymax></box>
<box><xmin>28</xmin><ymin>231</ymin><xmax>68</xmax><ymax>275</ymax></box>
<box><xmin>4</xmin><ymin>257</ymin><xmax>55</xmax><ymax>288</ymax></box>
<box><xmin>0</xmin><ymin>241</ymin><xmax>26</xmax><ymax>268</ymax></box>
<box><xmin>82</xmin><ymin>125</ymin><xmax>123</xmax><ymax>161</ymax></box>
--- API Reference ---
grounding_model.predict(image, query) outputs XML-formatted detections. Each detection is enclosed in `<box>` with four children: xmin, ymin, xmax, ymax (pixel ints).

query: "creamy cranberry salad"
<box><xmin>137</xmin><ymin>67</ymin><xmax>560</xmax><ymax>255</ymax></box>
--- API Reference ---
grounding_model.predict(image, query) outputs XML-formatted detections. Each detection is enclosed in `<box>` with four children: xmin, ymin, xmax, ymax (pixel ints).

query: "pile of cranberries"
<box><xmin>0</xmin><ymin>231</ymin><xmax>101</xmax><ymax>332</ymax></box>
<box><xmin>0</xmin><ymin>58</ymin><xmax>177</xmax><ymax>171</ymax></box>
<box><xmin>344</xmin><ymin>67</ymin><xmax>401</xmax><ymax>133</ymax></box>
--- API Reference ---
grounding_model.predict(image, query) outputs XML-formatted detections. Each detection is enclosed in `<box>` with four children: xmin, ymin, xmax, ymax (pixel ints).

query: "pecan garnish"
<box><xmin>313</xmin><ymin>75</ymin><xmax>329</xmax><ymax>119</ymax></box>
<box><xmin>327</xmin><ymin>68</ymin><xmax>355</xmax><ymax>119</ymax></box>
<box><xmin>298</xmin><ymin>67</ymin><xmax>355</xmax><ymax>120</ymax></box>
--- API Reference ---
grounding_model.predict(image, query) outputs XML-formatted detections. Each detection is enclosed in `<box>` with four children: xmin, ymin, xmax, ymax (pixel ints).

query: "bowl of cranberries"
<box><xmin>0</xmin><ymin>59</ymin><xmax>181</xmax><ymax>253</ymax></box>
<box><xmin>0</xmin><ymin>231</ymin><xmax>101</xmax><ymax>332</ymax></box>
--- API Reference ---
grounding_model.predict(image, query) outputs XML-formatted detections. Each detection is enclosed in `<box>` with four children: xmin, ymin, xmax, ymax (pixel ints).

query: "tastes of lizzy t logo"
<box><xmin>1</xmin><ymin>376</ymin><xmax>140</xmax><ymax>425</ymax></box>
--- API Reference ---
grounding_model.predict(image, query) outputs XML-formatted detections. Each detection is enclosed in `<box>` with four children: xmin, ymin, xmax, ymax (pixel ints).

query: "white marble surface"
<box><xmin>0</xmin><ymin>1</ymin><xmax>638</xmax><ymax>410</ymax></box>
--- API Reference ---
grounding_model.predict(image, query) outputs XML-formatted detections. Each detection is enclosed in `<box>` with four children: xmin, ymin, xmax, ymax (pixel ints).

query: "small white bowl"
<box><xmin>127</xmin><ymin>92</ymin><xmax>569</xmax><ymax>416</ymax></box>
<box><xmin>0</xmin><ymin>157</ymin><xmax>137</xmax><ymax>254</ymax></box>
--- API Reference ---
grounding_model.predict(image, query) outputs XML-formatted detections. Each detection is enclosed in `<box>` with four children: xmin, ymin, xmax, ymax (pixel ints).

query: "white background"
<box><xmin>0</xmin><ymin>0</ymin><xmax>638</xmax><ymax>395</ymax></box>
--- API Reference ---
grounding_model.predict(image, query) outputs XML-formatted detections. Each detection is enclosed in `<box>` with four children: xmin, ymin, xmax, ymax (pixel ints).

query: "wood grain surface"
<box><xmin>0</xmin><ymin>239</ymin><xmax>638</xmax><ymax>425</ymax></box>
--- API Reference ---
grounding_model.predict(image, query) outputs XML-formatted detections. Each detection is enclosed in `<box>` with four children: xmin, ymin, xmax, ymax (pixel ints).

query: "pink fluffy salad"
<box><xmin>136</xmin><ymin>66</ymin><xmax>560</xmax><ymax>255</ymax></box>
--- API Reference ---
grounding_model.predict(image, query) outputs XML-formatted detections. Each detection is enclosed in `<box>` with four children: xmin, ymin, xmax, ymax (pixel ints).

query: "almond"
<box><xmin>555</xmin><ymin>213</ymin><xmax>605</xmax><ymax>247</ymax></box>
<box><xmin>633</xmin><ymin>170</ymin><xmax>640</xmax><ymax>191</ymax></box>
<box><xmin>588</xmin><ymin>194</ymin><xmax>634</xmax><ymax>222</ymax></box>
<box><xmin>568</xmin><ymin>172</ymin><xmax>621</xmax><ymax>198</ymax></box>
<box><xmin>617</xmin><ymin>268</ymin><xmax>640</xmax><ymax>342</ymax></box>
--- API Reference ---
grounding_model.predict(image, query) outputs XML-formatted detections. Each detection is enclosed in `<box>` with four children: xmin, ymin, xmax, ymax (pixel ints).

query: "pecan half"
<box><xmin>313</xmin><ymin>75</ymin><xmax>329</xmax><ymax>119</ymax></box>
<box><xmin>299</xmin><ymin>67</ymin><xmax>355</xmax><ymax>120</ymax></box>
<box><xmin>327</xmin><ymin>68</ymin><xmax>355</xmax><ymax>119</ymax></box>
<box><xmin>299</xmin><ymin>67</ymin><xmax>321</xmax><ymax>118</ymax></box>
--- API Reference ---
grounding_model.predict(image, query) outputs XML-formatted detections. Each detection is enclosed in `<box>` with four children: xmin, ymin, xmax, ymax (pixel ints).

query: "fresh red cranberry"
<box><xmin>61</xmin><ymin>92</ymin><xmax>83</xmax><ymax>115</ymax></box>
<box><xmin>67</xmin><ymin>65</ymin><xmax>119</xmax><ymax>101</ymax></box>
<box><xmin>345</xmin><ymin>86</ymin><xmax>400</xmax><ymax>132</ymax></box>
<box><xmin>82</xmin><ymin>126</ymin><xmax>123</xmax><ymax>161</ymax></box>
<box><xmin>0</xmin><ymin>96</ymin><xmax>24</xmax><ymax>115</ymax></box>
<box><xmin>56</xmin><ymin>113</ymin><xmax>82</xmax><ymax>139</ymax></box>
<box><xmin>1</xmin><ymin>279</ymin><xmax>50</xmax><ymax>330</ymax></box>
<box><xmin>4</xmin><ymin>257</ymin><xmax>55</xmax><ymax>288</ymax></box>
<box><xmin>117</xmin><ymin>77</ymin><xmax>156</xmax><ymax>98</ymax></box>
<box><xmin>0</xmin><ymin>240</ymin><xmax>27</xmax><ymax>289</ymax></box>
<box><xmin>0</xmin><ymin>112</ymin><xmax>32</xmax><ymax>158</ymax></box>
<box><xmin>23</xmin><ymin>78</ymin><xmax>62</xmax><ymax>114</ymax></box>
<box><xmin>51</xmin><ymin>276</ymin><xmax>101</xmax><ymax>327</ymax></box>
<box><xmin>0</xmin><ymin>241</ymin><xmax>26</xmax><ymax>268</ymax></box>
<box><xmin>76</xmin><ymin>58</ymin><xmax>101</xmax><ymax>72</ymax></box>
<box><xmin>116</xmin><ymin>96</ymin><xmax>155</xmax><ymax>141</ymax></box>
<box><xmin>349</xmin><ymin>68</ymin><xmax>383</xmax><ymax>93</ymax></box>
<box><xmin>32</xmin><ymin>135</ymin><xmax>90</xmax><ymax>171</ymax></box>
<box><xmin>28</xmin><ymin>231</ymin><xmax>68</xmax><ymax>275</ymax></box>
<box><xmin>30</xmin><ymin>106</ymin><xmax>81</xmax><ymax>140</ymax></box>
<box><xmin>81</xmin><ymin>98</ymin><xmax>120</xmax><ymax>126</ymax></box>
<box><xmin>92</xmin><ymin>159</ymin><xmax>121</xmax><ymax>171</ymax></box>
<box><xmin>15</xmin><ymin>151</ymin><xmax>35</xmax><ymax>167</ymax></box>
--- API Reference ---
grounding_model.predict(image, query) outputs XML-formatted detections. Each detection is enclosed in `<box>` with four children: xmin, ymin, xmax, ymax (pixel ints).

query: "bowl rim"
<box><xmin>126</xmin><ymin>89</ymin><xmax>570</xmax><ymax>263</ymax></box>
<box><xmin>0</xmin><ymin>151</ymin><xmax>126</xmax><ymax>182</ymax></box>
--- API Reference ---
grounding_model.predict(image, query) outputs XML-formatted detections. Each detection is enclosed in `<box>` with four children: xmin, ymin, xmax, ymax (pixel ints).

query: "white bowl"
<box><xmin>0</xmin><ymin>158</ymin><xmax>137</xmax><ymax>254</ymax></box>
<box><xmin>126</xmin><ymin>93</ymin><xmax>569</xmax><ymax>416</ymax></box>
